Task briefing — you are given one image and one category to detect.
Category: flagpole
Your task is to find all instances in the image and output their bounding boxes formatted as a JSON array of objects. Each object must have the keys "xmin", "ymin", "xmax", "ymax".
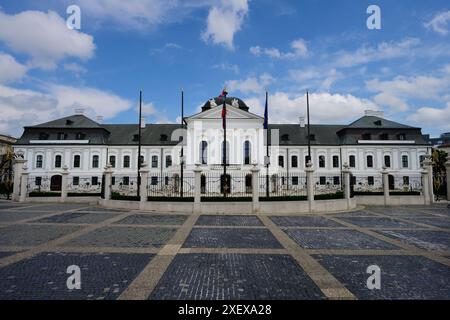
[
  {"xmin": 137, "ymin": 90, "xmax": 142, "ymax": 198},
  {"xmin": 306, "ymin": 89, "xmax": 311, "ymax": 164},
  {"xmin": 223, "ymin": 91, "xmax": 227, "ymax": 198},
  {"xmin": 180, "ymin": 89, "xmax": 184, "ymax": 198},
  {"xmin": 265, "ymin": 91, "xmax": 269, "ymax": 198}
]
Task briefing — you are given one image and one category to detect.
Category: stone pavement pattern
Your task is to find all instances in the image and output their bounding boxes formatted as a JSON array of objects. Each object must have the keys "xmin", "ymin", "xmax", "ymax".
[{"xmin": 0, "ymin": 201, "xmax": 449, "ymax": 300}]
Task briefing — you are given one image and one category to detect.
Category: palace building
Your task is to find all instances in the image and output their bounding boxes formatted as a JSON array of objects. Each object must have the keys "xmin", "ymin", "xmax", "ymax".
[{"xmin": 13, "ymin": 96, "xmax": 431, "ymax": 195}]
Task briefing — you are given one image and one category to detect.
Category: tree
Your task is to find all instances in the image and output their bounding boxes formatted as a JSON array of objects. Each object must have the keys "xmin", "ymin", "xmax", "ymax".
[
  {"xmin": 432, "ymin": 149, "xmax": 448, "ymax": 198},
  {"xmin": 0, "ymin": 146, "xmax": 16, "ymax": 200}
]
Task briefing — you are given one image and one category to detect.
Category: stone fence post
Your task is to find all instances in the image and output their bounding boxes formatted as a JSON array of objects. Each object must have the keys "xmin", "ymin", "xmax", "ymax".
[
  {"xmin": 61, "ymin": 165, "xmax": 69, "ymax": 203},
  {"xmin": 422, "ymin": 157, "xmax": 434, "ymax": 203},
  {"xmin": 381, "ymin": 167, "xmax": 390, "ymax": 206},
  {"xmin": 19, "ymin": 165, "xmax": 29, "ymax": 203},
  {"xmin": 251, "ymin": 165, "xmax": 260, "ymax": 213},
  {"xmin": 342, "ymin": 164, "xmax": 351, "ymax": 209},
  {"xmin": 305, "ymin": 161, "xmax": 315, "ymax": 212},
  {"xmin": 193, "ymin": 164, "xmax": 202, "ymax": 214},
  {"xmin": 446, "ymin": 156, "xmax": 450, "ymax": 201},
  {"xmin": 12, "ymin": 158, "xmax": 26, "ymax": 202},
  {"xmin": 103, "ymin": 164, "xmax": 114, "ymax": 201},
  {"xmin": 139, "ymin": 162, "xmax": 149, "ymax": 208},
  {"xmin": 421, "ymin": 166, "xmax": 431, "ymax": 205}
]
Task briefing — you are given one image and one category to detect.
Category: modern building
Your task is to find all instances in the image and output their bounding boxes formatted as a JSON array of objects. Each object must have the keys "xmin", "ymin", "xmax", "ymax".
[{"xmin": 13, "ymin": 96, "xmax": 431, "ymax": 195}]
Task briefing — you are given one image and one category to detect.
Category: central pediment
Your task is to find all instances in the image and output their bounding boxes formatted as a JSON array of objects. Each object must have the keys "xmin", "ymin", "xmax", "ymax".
[{"xmin": 186, "ymin": 105, "xmax": 263, "ymax": 122}]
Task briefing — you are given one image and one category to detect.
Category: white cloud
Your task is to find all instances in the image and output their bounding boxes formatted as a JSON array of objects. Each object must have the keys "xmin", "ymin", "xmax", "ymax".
[
  {"xmin": 250, "ymin": 38, "xmax": 309, "ymax": 59},
  {"xmin": 408, "ymin": 102, "xmax": 450, "ymax": 131},
  {"xmin": 0, "ymin": 10, "xmax": 95, "ymax": 70},
  {"xmin": 333, "ymin": 38, "xmax": 420, "ymax": 68},
  {"xmin": 63, "ymin": 63, "xmax": 87, "ymax": 76},
  {"xmin": 425, "ymin": 10, "xmax": 450, "ymax": 35},
  {"xmin": 0, "ymin": 52, "xmax": 28, "ymax": 84},
  {"xmin": 226, "ymin": 73, "xmax": 274, "ymax": 94},
  {"xmin": 0, "ymin": 84, "xmax": 131, "ymax": 136},
  {"xmin": 212, "ymin": 62, "xmax": 240, "ymax": 74},
  {"xmin": 202, "ymin": 0, "xmax": 249, "ymax": 49},
  {"xmin": 289, "ymin": 68, "xmax": 342, "ymax": 90},
  {"xmin": 246, "ymin": 92, "xmax": 378, "ymax": 124}
]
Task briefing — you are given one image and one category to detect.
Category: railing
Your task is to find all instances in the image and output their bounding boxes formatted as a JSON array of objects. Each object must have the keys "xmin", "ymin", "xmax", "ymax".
[
  {"xmin": 147, "ymin": 173, "xmax": 195, "ymax": 198},
  {"xmin": 392, "ymin": 176, "xmax": 422, "ymax": 193},
  {"xmin": 27, "ymin": 176, "xmax": 51, "ymax": 193},
  {"xmin": 201, "ymin": 172, "xmax": 253, "ymax": 198},
  {"xmin": 68, "ymin": 176, "xmax": 102, "ymax": 195},
  {"xmin": 353, "ymin": 175, "xmax": 383, "ymax": 194},
  {"xmin": 314, "ymin": 174, "xmax": 343, "ymax": 195},
  {"xmin": 111, "ymin": 175, "xmax": 138, "ymax": 197},
  {"xmin": 259, "ymin": 173, "xmax": 307, "ymax": 197}
]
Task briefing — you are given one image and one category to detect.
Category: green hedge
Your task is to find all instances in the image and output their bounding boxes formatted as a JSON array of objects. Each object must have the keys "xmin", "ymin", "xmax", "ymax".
[
  {"xmin": 314, "ymin": 192, "xmax": 344, "ymax": 200},
  {"xmin": 29, "ymin": 192, "xmax": 61, "ymax": 197},
  {"xmin": 111, "ymin": 192, "xmax": 140, "ymax": 201},
  {"xmin": 148, "ymin": 196, "xmax": 194, "ymax": 202},
  {"xmin": 201, "ymin": 196, "xmax": 252, "ymax": 202},
  {"xmin": 353, "ymin": 191, "xmax": 384, "ymax": 196},
  {"xmin": 260, "ymin": 195, "xmax": 307, "ymax": 202},
  {"xmin": 389, "ymin": 191, "xmax": 421, "ymax": 196},
  {"xmin": 68, "ymin": 193, "xmax": 101, "ymax": 197}
]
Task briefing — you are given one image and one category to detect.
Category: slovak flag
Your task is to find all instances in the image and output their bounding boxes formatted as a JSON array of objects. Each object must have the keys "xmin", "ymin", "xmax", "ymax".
[{"xmin": 220, "ymin": 88, "xmax": 228, "ymax": 129}]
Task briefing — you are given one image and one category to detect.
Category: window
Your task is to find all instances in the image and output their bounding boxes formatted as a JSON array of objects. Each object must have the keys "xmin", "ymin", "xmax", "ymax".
[
  {"xmin": 73, "ymin": 177, "xmax": 79, "ymax": 186},
  {"xmin": 35, "ymin": 177, "xmax": 42, "ymax": 186},
  {"xmin": 92, "ymin": 155, "xmax": 99, "ymax": 168},
  {"xmin": 281, "ymin": 134, "xmax": 289, "ymax": 141},
  {"xmin": 123, "ymin": 155, "xmax": 130, "ymax": 168},
  {"xmin": 384, "ymin": 155, "xmax": 391, "ymax": 168},
  {"xmin": 54, "ymin": 155, "xmax": 62, "ymax": 168},
  {"xmin": 201, "ymin": 175, "xmax": 206, "ymax": 194},
  {"xmin": 319, "ymin": 155, "xmax": 326, "ymax": 168},
  {"xmin": 398, "ymin": 134, "xmax": 406, "ymax": 140},
  {"xmin": 221, "ymin": 141, "xmax": 230, "ymax": 165},
  {"xmin": 380, "ymin": 133, "xmax": 389, "ymax": 140},
  {"xmin": 200, "ymin": 141, "xmax": 208, "ymax": 164},
  {"xmin": 165, "ymin": 176, "xmax": 169, "ymax": 185},
  {"xmin": 73, "ymin": 155, "xmax": 81, "ymax": 168},
  {"xmin": 368, "ymin": 176, "xmax": 374, "ymax": 185},
  {"xmin": 278, "ymin": 155, "xmax": 284, "ymax": 168},
  {"xmin": 402, "ymin": 155, "xmax": 409, "ymax": 168},
  {"xmin": 57, "ymin": 132, "xmax": 67, "ymax": 140},
  {"xmin": 419, "ymin": 155, "xmax": 426, "ymax": 166},
  {"xmin": 132, "ymin": 134, "xmax": 139, "ymax": 142},
  {"xmin": 362, "ymin": 133, "xmax": 371, "ymax": 140},
  {"xmin": 109, "ymin": 155, "xmax": 116, "ymax": 168},
  {"xmin": 332, "ymin": 156, "xmax": 339, "ymax": 168},
  {"xmin": 36, "ymin": 155, "xmax": 43, "ymax": 168},
  {"xmin": 367, "ymin": 155, "xmax": 374, "ymax": 168},
  {"xmin": 91, "ymin": 177, "xmax": 99, "ymax": 185},
  {"xmin": 374, "ymin": 120, "xmax": 382, "ymax": 126},
  {"xmin": 244, "ymin": 141, "xmax": 251, "ymax": 165},
  {"xmin": 160, "ymin": 134, "xmax": 168, "ymax": 142},
  {"xmin": 305, "ymin": 156, "xmax": 310, "ymax": 166},
  {"xmin": 139, "ymin": 155, "xmax": 144, "ymax": 165},
  {"xmin": 319, "ymin": 176, "xmax": 326, "ymax": 185},
  {"xmin": 111, "ymin": 177, "xmax": 115, "ymax": 185},
  {"xmin": 309, "ymin": 134, "xmax": 316, "ymax": 141},
  {"xmin": 292, "ymin": 176, "xmax": 299, "ymax": 185},
  {"xmin": 333, "ymin": 176, "xmax": 340, "ymax": 185},
  {"xmin": 123, "ymin": 177, "xmax": 130, "ymax": 186},
  {"xmin": 151, "ymin": 176, "xmax": 158, "ymax": 185},
  {"xmin": 403, "ymin": 176, "xmax": 410, "ymax": 186},
  {"xmin": 76, "ymin": 132, "xmax": 86, "ymax": 140},
  {"xmin": 165, "ymin": 155, "xmax": 172, "ymax": 168},
  {"xmin": 291, "ymin": 156, "xmax": 298, "ymax": 168},
  {"xmin": 151, "ymin": 155, "xmax": 158, "ymax": 168},
  {"xmin": 349, "ymin": 155, "xmax": 356, "ymax": 168},
  {"xmin": 39, "ymin": 132, "xmax": 48, "ymax": 140}
]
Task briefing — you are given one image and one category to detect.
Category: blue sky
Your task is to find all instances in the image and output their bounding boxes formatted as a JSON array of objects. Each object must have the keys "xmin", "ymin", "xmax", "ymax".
[{"xmin": 0, "ymin": 0, "xmax": 449, "ymax": 137}]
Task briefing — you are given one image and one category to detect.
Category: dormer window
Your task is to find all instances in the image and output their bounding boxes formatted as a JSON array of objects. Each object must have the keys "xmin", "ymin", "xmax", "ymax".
[
  {"xmin": 66, "ymin": 119, "xmax": 74, "ymax": 125},
  {"xmin": 132, "ymin": 134, "xmax": 139, "ymax": 142},
  {"xmin": 398, "ymin": 133, "xmax": 406, "ymax": 140},
  {"xmin": 281, "ymin": 134, "xmax": 289, "ymax": 141},
  {"xmin": 57, "ymin": 132, "xmax": 67, "ymax": 140},
  {"xmin": 160, "ymin": 134, "xmax": 168, "ymax": 142},
  {"xmin": 380, "ymin": 133, "xmax": 389, "ymax": 140},
  {"xmin": 309, "ymin": 134, "xmax": 316, "ymax": 141},
  {"xmin": 362, "ymin": 133, "xmax": 371, "ymax": 140},
  {"xmin": 76, "ymin": 132, "xmax": 86, "ymax": 140},
  {"xmin": 374, "ymin": 120, "xmax": 382, "ymax": 126},
  {"xmin": 39, "ymin": 132, "xmax": 49, "ymax": 140}
]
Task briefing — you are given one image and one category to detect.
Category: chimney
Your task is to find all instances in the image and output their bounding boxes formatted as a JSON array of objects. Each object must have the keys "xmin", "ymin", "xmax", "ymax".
[
  {"xmin": 96, "ymin": 116, "xmax": 104, "ymax": 123},
  {"xmin": 74, "ymin": 108, "xmax": 85, "ymax": 115},
  {"xmin": 299, "ymin": 116, "xmax": 305, "ymax": 128},
  {"xmin": 364, "ymin": 110, "xmax": 384, "ymax": 118},
  {"xmin": 140, "ymin": 116, "xmax": 146, "ymax": 128}
]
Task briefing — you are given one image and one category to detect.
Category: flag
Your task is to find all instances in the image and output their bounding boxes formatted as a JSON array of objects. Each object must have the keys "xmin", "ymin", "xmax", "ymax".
[
  {"xmin": 221, "ymin": 89, "xmax": 227, "ymax": 129},
  {"xmin": 263, "ymin": 91, "xmax": 268, "ymax": 129},
  {"xmin": 219, "ymin": 87, "xmax": 228, "ymax": 98}
]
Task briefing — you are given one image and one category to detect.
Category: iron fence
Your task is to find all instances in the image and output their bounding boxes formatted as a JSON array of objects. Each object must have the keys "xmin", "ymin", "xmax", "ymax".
[
  {"xmin": 68, "ymin": 176, "xmax": 102, "ymax": 194},
  {"xmin": 393, "ymin": 175, "xmax": 422, "ymax": 193},
  {"xmin": 27, "ymin": 176, "xmax": 51, "ymax": 193},
  {"xmin": 353, "ymin": 175, "xmax": 383, "ymax": 193},
  {"xmin": 111, "ymin": 175, "xmax": 138, "ymax": 196},
  {"xmin": 259, "ymin": 173, "xmax": 307, "ymax": 197},
  {"xmin": 147, "ymin": 173, "xmax": 195, "ymax": 198},
  {"xmin": 314, "ymin": 174, "xmax": 343, "ymax": 195},
  {"xmin": 201, "ymin": 172, "xmax": 252, "ymax": 198}
]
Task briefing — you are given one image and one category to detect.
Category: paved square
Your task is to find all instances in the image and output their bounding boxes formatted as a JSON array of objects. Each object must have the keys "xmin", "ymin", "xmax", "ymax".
[
  {"xmin": 336, "ymin": 216, "xmax": 421, "ymax": 229},
  {"xmin": 150, "ymin": 254, "xmax": 325, "ymax": 300},
  {"xmin": 196, "ymin": 215, "xmax": 263, "ymax": 226},
  {"xmin": 283, "ymin": 229, "xmax": 399, "ymax": 249},
  {"xmin": 183, "ymin": 228, "xmax": 283, "ymax": 249},
  {"xmin": 412, "ymin": 218, "xmax": 450, "ymax": 229},
  {"xmin": 0, "ymin": 211, "xmax": 51, "ymax": 223},
  {"xmin": 0, "ymin": 252, "xmax": 154, "ymax": 300},
  {"xmin": 313, "ymin": 255, "xmax": 450, "ymax": 299},
  {"xmin": 35, "ymin": 212, "xmax": 120, "ymax": 224},
  {"xmin": 62, "ymin": 226, "xmax": 178, "ymax": 248},
  {"xmin": 0, "ymin": 252, "xmax": 18, "ymax": 259},
  {"xmin": 0, "ymin": 225, "xmax": 82, "ymax": 246},
  {"xmin": 376, "ymin": 230, "xmax": 450, "ymax": 251},
  {"xmin": 270, "ymin": 216, "xmax": 344, "ymax": 228},
  {"xmin": 115, "ymin": 214, "xmax": 188, "ymax": 226}
]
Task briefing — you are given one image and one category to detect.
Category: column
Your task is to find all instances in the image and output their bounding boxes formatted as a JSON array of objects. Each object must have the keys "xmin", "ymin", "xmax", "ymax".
[
  {"xmin": 13, "ymin": 159, "xmax": 27, "ymax": 202},
  {"xmin": 422, "ymin": 157, "xmax": 434, "ymax": 203},
  {"xmin": 61, "ymin": 165, "xmax": 69, "ymax": 203},
  {"xmin": 139, "ymin": 162, "xmax": 149, "ymax": 207},
  {"xmin": 19, "ymin": 165, "xmax": 29, "ymax": 203},
  {"xmin": 305, "ymin": 161, "xmax": 315, "ymax": 213},
  {"xmin": 193, "ymin": 164, "xmax": 202, "ymax": 214},
  {"xmin": 103, "ymin": 164, "xmax": 114, "ymax": 201},
  {"xmin": 421, "ymin": 167, "xmax": 430, "ymax": 205},
  {"xmin": 446, "ymin": 156, "xmax": 450, "ymax": 201},
  {"xmin": 381, "ymin": 167, "xmax": 390, "ymax": 206},
  {"xmin": 342, "ymin": 164, "xmax": 351, "ymax": 209},
  {"xmin": 251, "ymin": 165, "xmax": 260, "ymax": 213}
]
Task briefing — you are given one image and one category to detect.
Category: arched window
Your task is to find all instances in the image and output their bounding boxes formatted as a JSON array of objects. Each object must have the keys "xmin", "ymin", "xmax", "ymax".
[
  {"xmin": 165, "ymin": 155, "xmax": 172, "ymax": 168},
  {"xmin": 349, "ymin": 155, "xmax": 356, "ymax": 168},
  {"xmin": 319, "ymin": 155, "xmax": 326, "ymax": 168},
  {"xmin": 221, "ymin": 141, "xmax": 230, "ymax": 165},
  {"xmin": 244, "ymin": 141, "xmax": 251, "ymax": 165},
  {"xmin": 332, "ymin": 155, "xmax": 339, "ymax": 168},
  {"xmin": 36, "ymin": 155, "xmax": 43, "ymax": 168},
  {"xmin": 384, "ymin": 155, "xmax": 391, "ymax": 168},
  {"xmin": 278, "ymin": 155, "xmax": 284, "ymax": 168},
  {"xmin": 73, "ymin": 155, "xmax": 81, "ymax": 168},
  {"xmin": 109, "ymin": 155, "xmax": 116, "ymax": 168},
  {"xmin": 123, "ymin": 155, "xmax": 130, "ymax": 168},
  {"xmin": 200, "ymin": 141, "xmax": 208, "ymax": 164},
  {"xmin": 92, "ymin": 155, "xmax": 99, "ymax": 168},
  {"xmin": 367, "ymin": 155, "xmax": 374, "ymax": 168},
  {"xmin": 54, "ymin": 155, "xmax": 62, "ymax": 168},
  {"xmin": 402, "ymin": 155, "xmax": 409, "ymax": 168},
  {"xmin": 291, "ymin": 156, "xmax": 298, "ymax": 168},
  {"xmin": 151, "ymin": 155, "xmax": 158, "ymax": 168}
]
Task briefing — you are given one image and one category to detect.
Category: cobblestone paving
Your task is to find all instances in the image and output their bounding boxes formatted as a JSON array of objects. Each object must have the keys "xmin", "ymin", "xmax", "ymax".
[
  {"xmin": 0, "ymin": 202, "xmax": 449, "ymax": 300},
  {"xmin": 150, "ymin": 254, "xmax": 325, "ymax": 300},
  {"xmin": 196, "ymin": 215, "xmax": 263, "ymax": 226},
  {"xmin": 115, "ymin": 214, "xmax": 188, "ymax": 226}
]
